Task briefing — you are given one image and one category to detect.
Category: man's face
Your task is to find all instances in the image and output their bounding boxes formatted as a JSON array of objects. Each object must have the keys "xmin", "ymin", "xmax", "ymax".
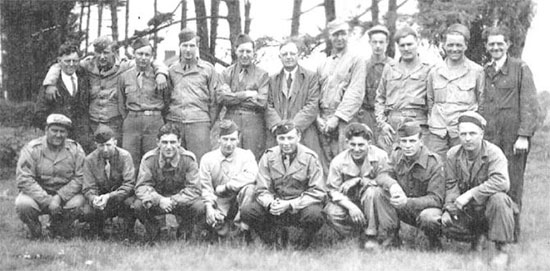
[
  {"xmin": 134, "ymin": 45, "xmax": 153, "ymax": 69},
  {"xmin": 399, "ymin": 134, "xmax": 423, "ymax": 157},
  {"xmin": 96, "ymin": 138, "xmax": 117, "ymax": 158},
  {"xmin": 58, "ymin": 52, "xmax": 79, "ymax": 76},
  {"xmin": 486, "ymin": 34, "xmax": 509, "ymax": 61},
  {"xmin": 95, "ymin": 46, "xmax": 116, "ymax": 69},
  {"xmin": 276, "ymin": 129, "xmax": 300, "ymax": 155},
  {"xmin": 46, "ymin": 124, "xmax": 68, "ymax": 147},
  {"xmin": 179, "ymin": 38, "xmax": 198, "ymax": 61},
  {"xmin": 279, "ymin": 43, "xmax": 299, "ymax": 71},
  {"xmin": 369, "ymin": 33, "xmax": 388, "ymax": 57},
  {"xmin": 347, "ymin": 136, "xmax": 369, "ymax": 160},
  {"xmin": 158, "ymin": 133, "xmax": 180, "ymax": 159},
  {"xmin": 236, "ymin": 42, "xmax": 254, "ymax": 67},
  {"xmin": 458, "ymin": 122, "xmax": 484, "ymax": 152},
  {"xmin": 444, "ymin": 33, "xmax": 467, "ymax": 62},
  {"xmin": 219, "ymin": 131, "xmax": 239, "ymax": 156},
  {"xmin": 397, "ymin": 35, "xmax": 418, "ymax": 62},
  {"xmin": 330, "ymin": 30, "xmax": 348, "ymax": 52}
]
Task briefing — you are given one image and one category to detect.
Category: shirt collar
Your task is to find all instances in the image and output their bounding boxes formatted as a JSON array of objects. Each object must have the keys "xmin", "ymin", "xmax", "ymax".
[
  {"xmin": 397, "ymin": 146, "xmax": 429, "ymax": 169},
  {"xmin": 159, "ymin": 151, "xmax": 181, "ymax": 168},
  {"xmin": 492, "ymin": 55, "xmax": 507, "ymax": 71},
  {"xmin": 284, "ymin": 66, "xmax": 298, "ymax": 78}
]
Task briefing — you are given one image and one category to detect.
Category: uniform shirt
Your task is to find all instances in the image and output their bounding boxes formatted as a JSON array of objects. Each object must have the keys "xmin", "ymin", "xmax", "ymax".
[
  {"xmin": 16, "ymin": 136, "xmax": 85, "ymax": 209},
  {"xmin": 317, "ymin": 48, "xmax": 366, "ymax": 122},
  {"xmin": 167, "ymin": 59, "xmax": 222, "ymax": 124},
  {"xmin": 82, "ymin": 146, "xmax": 135, "ymax": 202},
  {"xmin": 199, "ymin": 147, "xmax": 258, "ymax": 206},
  {"xmin": 388, "ymin": 145, "xmax": 445, "ymax": 211},
  {"xmin": 43, "ymin": 57, "xmax": 168, "ymax": 122},
  {"xmin": 483, "ymin": 56, "xmax": 539, "ymax": 137},
  {"xmin": 427, "ymin": 58, "xmax": 484, "ymax": 138},
  {"xmin": 219, "ymin": 63, "xmax": 270, "ymax": 112},
  {"xmin": 256, "ymin": 144, "xmax": 326, "ymax": 211},
  {"xmin": 375, "ymin": 59, "xmax": 432, "ymax": 126},
  {"xmin": 326, "ymin": 145, "xmax": 393, "ymax": 204},
  {"xmin": 363, "ymin": 56, "xmax": 393, "ymax": 110},
  {"xmin": 118, "ymin": 63, "xmax": 168, "ymax": 113},
  {"xmin": 135, "ymin": 146, "xmax": 201, "ymax": 205},
  {"xmin": 444, "ymin": 140, "xmax": 509, "ymax": 210}
]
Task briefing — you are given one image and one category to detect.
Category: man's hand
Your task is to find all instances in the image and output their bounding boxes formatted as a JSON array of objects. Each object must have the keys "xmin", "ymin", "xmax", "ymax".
[
  {"xmin": 215, "ymin": 184, "xmax": 227, "ymax": 195},
  {"xmin": 243, "ymin": 90, "xmax": 257, "ymax": 98},
  {"xmin": 159, "ymin": 197, "xmax": 174, "ymax": 213},
  {"xmin": 45, "ymin": 85, "xmax": 60, "ymax": 102},
  {"xmin": 340, "ymin": 177, "xmax": 361, "ymax": 195},
  {"xmin": 48, "ymin": 195, "xmax": 62, "ymax": 215},
  {"xmin": 269, "ymin": 199, "xmax": 291, "ymax": 216},
  {"xmin": 155, "ymin": 74, "xmax": 168, "ymax": 91},
  {"xmin": 380, "ymin": 123, "xmax": 395, "ymax": 147},
  {"xmin": 316, "ymin": 117, "xmax": 327, "ymax": 133},
  {"xmin": 93, "ymin": 194, "xmax": 110, "ymax": 210},
  {"xmin": 346, "ymin": 204, "xmax": 366, "ymax": 225},
  {"xmin": 389, "ymin": 184, "xmax": 408, "ymax": 208},
  {"xmin": 455, "ymin": 190, "xmax": 473, "ymax": 210},
  {"xmin": 513, "ymin": 136, "xmax": 529, "ymax": 155},
  {"xmin": 324, "ymin": 116, "xmax": 340, "ymax": 133},
  {"xmin": 206, "ymin": 205, "xmax": 225, "ymax": 226},
  {"xmin": 441, "ymin": 211, "xmax": 454, "ymax": 227}
]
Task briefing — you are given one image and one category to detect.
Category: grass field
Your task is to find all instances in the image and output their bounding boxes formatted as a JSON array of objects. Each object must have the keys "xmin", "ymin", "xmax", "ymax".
[{"xmin": 0, "ymin": 130, "xmax": 549, "ymax": 271}]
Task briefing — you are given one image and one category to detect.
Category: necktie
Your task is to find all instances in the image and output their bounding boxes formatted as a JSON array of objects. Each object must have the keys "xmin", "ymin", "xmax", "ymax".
[
  {"xmin": 71, "ymin": 75, "xmax": 77, "ymax": 96},
  {"xmin": 239, "ymin": 68, "xmax": 247, "ymax": 83},
  {"xmin": 137, "ymin": 72, "xmax": 143, "ymax": 88},
  {"xmin": 283, "ymin": 155, "xmax": 291, "ymax": 170},
  {"xmin": 105, "ymin": 160, "xmax": 111, "ymax": 180},
  {"xmin": 286, "ymin": 73, "xmax": 293, "ymax": 90}
]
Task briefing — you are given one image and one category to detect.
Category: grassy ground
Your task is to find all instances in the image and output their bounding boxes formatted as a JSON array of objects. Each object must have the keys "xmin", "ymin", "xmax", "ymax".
[{"xmin": 0, "ymin": 131, "xmax": 549, "ymax": 271}]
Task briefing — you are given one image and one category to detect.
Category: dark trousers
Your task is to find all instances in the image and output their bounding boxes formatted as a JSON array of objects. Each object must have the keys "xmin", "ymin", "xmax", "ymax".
[
  {"xmin": 123, "ymin": 113, "xmax": 164, "ymax": 170},
  {"xmin": 167, "ymin": 121, "xmax": 211, "ymax": 162},
  {"xmin": 225, "ymin": 110, "xmax": 266, "ymax": 160},
  {"xmin": 80, "ymin": 196, "xmax": 136, "ymax": 237}
]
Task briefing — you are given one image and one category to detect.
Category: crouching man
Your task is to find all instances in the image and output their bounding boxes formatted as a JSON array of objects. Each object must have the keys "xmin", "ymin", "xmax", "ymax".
[
  {"xmin": 200, "ymin": 120, "xmax": 258, "ymax": 237},
  {"xmin": 442, "ymin": 111, "xmax": 515, "ymax": 264},
  {"xmin": 240, "ymin": 121, "xmax": 326, "ymax": 249},
  {"xmin": 15, "ymin": 114, "xmax": 86, "ymax": 239},
  {"xmin": 81, "ymin": 125, "xmax": 136, "ymax": 239},
  {"xmin": 134, "ymin": 123, "xmax": 205, "ymax": 241}
]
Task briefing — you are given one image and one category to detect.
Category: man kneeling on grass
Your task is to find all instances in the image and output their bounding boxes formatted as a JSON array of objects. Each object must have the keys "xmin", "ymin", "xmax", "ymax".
[
  {"xmin": 200, "ymin": 120, "xmax": 258, "ymax": 238},
  {"xmin": 81, "ymin": 125, "xmax": 136, "ymax": 239},
  {"xmin": 134, "ymin": 123, "xmax": 205, "ymax": 242},
  {"xmin": 240, "ymin": 121, "xmax": 326, "ymax": 249},
  {"xmin": 441, "ymin": 111, "xmax": 515, "ymax": 265},
  {"xmin": 15, "ymin": 114, "xmax": 86, "ymax": 239}
]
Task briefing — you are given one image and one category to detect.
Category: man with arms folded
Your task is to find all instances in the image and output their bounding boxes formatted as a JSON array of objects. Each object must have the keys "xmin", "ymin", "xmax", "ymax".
[
  {"xmin": 134, "ymin": 123, "xmax": 205, "ymax": 242},
  {"xmin": 81, "ymin": 125, "xmax": 136, "ymax": 239},
  {"xmin": 15, "ymin": 114, "xmax": 86, "ymax": 239},
  {"xmin": 200, "ymin": 120, "xmax": 258, "ymax": 237},
  {"xmin": 240, "ymin": 121, "xmax": 325, "ymax": 249}
]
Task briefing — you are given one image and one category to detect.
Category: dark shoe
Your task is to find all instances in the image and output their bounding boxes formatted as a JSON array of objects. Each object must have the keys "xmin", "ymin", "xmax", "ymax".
[
  {"xmin": 427, "ymin": 236, "xmax": 442, "ymax": 251},
  {"xmin": 471, "ymin": 234, "xmax": 486, "ymax": 252}
]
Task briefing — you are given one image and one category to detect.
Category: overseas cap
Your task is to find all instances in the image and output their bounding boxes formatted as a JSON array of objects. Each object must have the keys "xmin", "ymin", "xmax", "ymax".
[
  {"xmin": 273, "ymin": 120, "xmax": 298, "ymax": 136},
  {"xmin": 219, "ymin": 119, "xmax": 239, "ymax": 136},
  {"xmin": 93, "ymin": 36, "xmax": 115, "ymax": 52},
  {"xmin": 397, "ymin": 118, "xmax": 422, "ymax": 137},
  {"xmin": 327, "ymin": 18, "xmax": 349, "ymax": 35},
  {"xmin": 132, "ymin": 37, "xmax": 151, "ymax": 51},
  {"xmin": 367, "ymin": 25, "xmax": 390, "ymax": 38},
  {"xmin": 46, "ymin": 113, "xmax": 72, "ymax": 128},
  {"xmin": 344, "ymin": 122, "xmax": 373, "ymax": 140},
  {"xmin": 447, "ymin": 23, "xmax": 470, "ymax": 41},
  {"xmin": 458, "ymin": 111, "xmax": 486, "ymax": 130},
  {"xmin": 94, "ymin": 124, "xmax": 116, "ymax": 143},
  {"xmin": 178, "ymin": 28, "xmax": 197, "ymax": 43},
  {"xmin": 234, "ymin": 33, "xmax": 254, "ymax": 49}
]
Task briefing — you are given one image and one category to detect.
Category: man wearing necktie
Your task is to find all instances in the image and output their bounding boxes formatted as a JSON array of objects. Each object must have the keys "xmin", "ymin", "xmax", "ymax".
[
  {"xmin": 240, "ymin": 121, "xmax": 326, "ymax": 249},
  {"xmin": 118, "ymin": 38, "xmax": 169, "ymax": 172},
  {"xmin": 81, "ymin": 125, "xmax": 136, "ymax": 239},
  {"xmin": 218, "ymin": 34, "xmax": 270, "ymax": 160},
  {"xmin": 265, "ymin": 39, "xmax": 323, "ymax": 161}
]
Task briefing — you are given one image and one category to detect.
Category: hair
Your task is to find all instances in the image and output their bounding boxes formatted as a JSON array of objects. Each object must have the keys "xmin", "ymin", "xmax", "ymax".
[
  {"xmin": 279, "ymin": 38, "xmax": 305, "ymax": 54},
  {"xmin": 344, "ymin": 123, "xmax": 372, "ymax": 141},
  {"xmin": 58, "ymin": 42, "xmax": 81, "ymax": 58},
  {"xmin": 443, "ymin": 24, "xmax": 470, "ymax": 45},
  {"xmin": 482, "ymin": 26, "xmax": 511, "ymax": 43},
  {"xmin": 393, "ymin": 26, "xmax": 418, "ymax": 43},
  {"xmin": 157, "ymin": 123, "xmax": 181, "ymax": 139}
]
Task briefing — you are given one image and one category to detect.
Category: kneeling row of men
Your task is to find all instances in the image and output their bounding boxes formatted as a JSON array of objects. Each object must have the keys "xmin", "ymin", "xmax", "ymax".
[{"xmin": 15, "ymin": 112, "xmax": 514, "ymax": 254}]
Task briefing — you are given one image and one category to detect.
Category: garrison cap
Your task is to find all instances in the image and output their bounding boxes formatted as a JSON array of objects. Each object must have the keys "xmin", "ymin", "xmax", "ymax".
[
  {"xmin": 458, "ymin": 111, "xmax": 486, "ymax": 130},
  {"xmin": 327, "ymin": 18, "xmax": 349, "ymax": 35},
  {"xmin": 179, "ymin": 28, "xmax": 197, "ymax": 43},
  {"xmin": 273, "ymin": 120, "xmax": 297, "ymax": 136},
  {"xmin": 234, "ymin": 33, "xmax": 254, "ymax": 49},
  {"xmin": 46, "ymin": 113, "xmax": 72, "ymax": 128},
  {"xmin": 344, "ymin": 122, "xmax": 373, "ymax": 140},
  {"xmin": 397, "ymin": 118, "xmax": 422, "ymax": 137},
  {"xmin": 93, "ymin": 36, "xmax": 115, "ymax": 52},
  {"xmin": 367, "ymin": 25, "xmax": 390, "ymax": 38},
  {"xmin": 446, "ymin": 23, "xmax": 470, "ymax": 41},
  {"xmin": 93, "ymin": 124, "xmax": 116, "ymax": 143},
  {"xmin": 132, "ymin": 37, "xmax": 151, "ymax": 51},
  {"xmin": 219, "ymin": 119, "xmax": 239, "ymax": 136}
]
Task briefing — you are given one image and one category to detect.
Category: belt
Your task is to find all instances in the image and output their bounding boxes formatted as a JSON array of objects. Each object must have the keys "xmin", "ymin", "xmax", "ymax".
[
  {"xmin": 226, "ymin": 108, "xmax": 262, "ymax": 115},
  {"xmin": 388, "ymin": 108, "xmax": 426, "ymax": 118},
  {"xmin": 128, "ymin": 110, "xmax": 162, "ymax": 116}
]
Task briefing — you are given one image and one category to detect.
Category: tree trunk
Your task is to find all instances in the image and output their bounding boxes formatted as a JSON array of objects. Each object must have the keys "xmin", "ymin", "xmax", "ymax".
[
  {"xmin": 194, "ymin": 0, "xmax": 210, "ymax": 62},
  {"xmin": 386, "ymin": 0, "xmax": 397, "ymax": 58},
  {"xmin": 124, "ymin": 0, "xmax": 129, "ymax": 53},
  {"xmin": 223, "ymin": 0, "xmax": 241, "ymax": 62},
  {"xmin": 86, "ymin": 1, "xmax": 91, "ymax": 52},
  {"xmin": 153, "ymin": 0, "xmax": 158, "ymax": 56},
  {"xmin": 110, "ymin": 0, "xmax": 119, "ymax": 42},
  {"xmin": 324, "ymin": 0, "xmax": 335, "ymax": 24},
  {"xmin": 210, "ymin": 0, "xmax": 220, "ymax": 57},
  {"xmin": 79, "ymin": 0, "xmax": 84, "ymax": 33},
  {"xmin": 291, "ymin": 0, "xmax": 302, "ymax": 36},
  {"xmin": 244, "ymin": 0, "xmax": 251, "ymax": 34},
  {"xmin": 98, "ymin": 0, "xmax": 103, "ymax": 36},
  {"xmin": 180, "ymin": 0, "xmax": 187, "ymax": 29},
  {"xmin": 371, "ymin": 0, "xmax": 379, "ymax": 24}
]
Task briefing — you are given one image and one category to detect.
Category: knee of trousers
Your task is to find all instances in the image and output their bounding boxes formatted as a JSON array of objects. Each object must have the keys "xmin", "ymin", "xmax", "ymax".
[
  {"xmin": 63, "ymin": 194, "xmax": 86, "ymax": 210},
  {"xmin": 323, "ymin": 202, "xmax": 348, "ymax": 223},
  {"xmin": 361, "ymin": 186, "xmax": 386, "ymax": 204},
  {"xmin": 239, "ymin": 200, "xmax": 266, "ymax": 224},
  {"xmin": 299, "ymin": 204, "xmax": 325, "ymax": 225},
  {"xmin": 15, "ymin": 193, "xmax": 41, "ymax": 216},
  {"xmin": 486, "ymin": 192, "xmax": 514, "ymax": 215},
  {"xmin": 417, "ymin": 208, "xmax": 442, "ymax": 232}
]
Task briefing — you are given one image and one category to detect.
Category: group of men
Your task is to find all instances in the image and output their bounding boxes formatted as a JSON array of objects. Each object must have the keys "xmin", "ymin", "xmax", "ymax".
[{"xmin": 18, "ymin": 17, "xmax": 539, "ymax": 264}]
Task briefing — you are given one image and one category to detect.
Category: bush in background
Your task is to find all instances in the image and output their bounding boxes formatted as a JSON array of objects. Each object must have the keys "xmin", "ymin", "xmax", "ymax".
[
  {"xmin": 0, "ymin": 100, "xmax": 35, "ymax": 127},
  {"xmin": 0, "ymin": 127, "xmax": 42, "ymax": 178}
]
